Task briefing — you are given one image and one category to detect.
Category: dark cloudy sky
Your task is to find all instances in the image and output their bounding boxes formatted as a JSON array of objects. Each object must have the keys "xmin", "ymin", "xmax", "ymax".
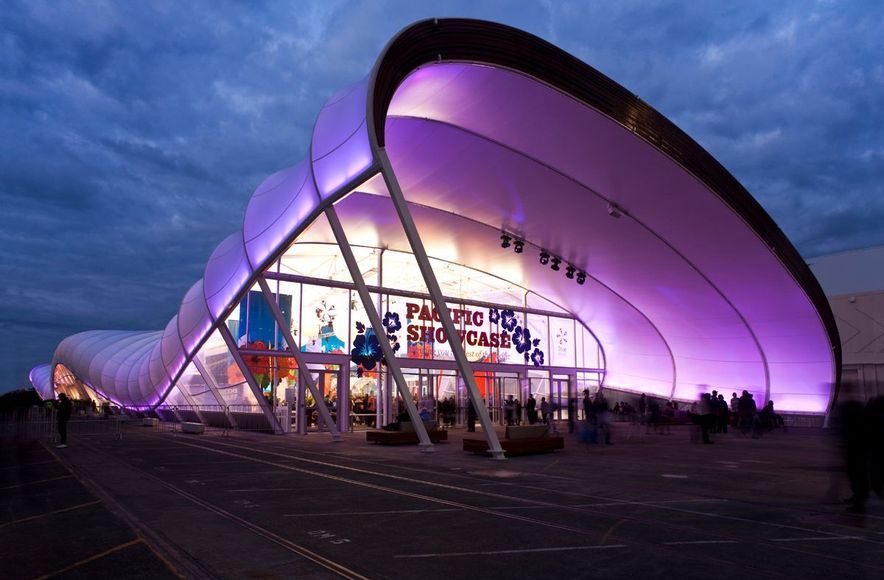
[{"xmin": 2, "ymin": 0, "xmax": 882, "ymax": 393}]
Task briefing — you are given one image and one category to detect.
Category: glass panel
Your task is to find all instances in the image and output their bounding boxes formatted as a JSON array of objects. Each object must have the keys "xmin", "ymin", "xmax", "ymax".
[
  {"xmin": 177, "ymin": 363, "xmax": 219, "ymax": 406},
  {"xmin": 497, "ymin": 309, "xmax": 524, "ymax": 365},
  {"xmin": 350, "ymin": 369, "xmax": 379, "ymax": 429},
  {"xmin": 300, "ymin": 284, "xmax": 349, "ymax": 354},
  {"xmin": 526, "ymin": 313, "xmax": 548, "ymax": 367},
  {"xmin": 550, "ymin": 317, "xmax": 576, "ymax": 367},
  {"xmin": 235, "ymin": 284, "xmax": 293, "ymax": 351},
  {"xmin": 380, "ymin": 250, "xmax": 430, "ymax": 295},
  {"xmin": 199, "ymin": 328, "xmax": 258, "ymax": 407},
  {"xmin": 582, "ymin": 325, "xmax": 600, "ymax": 369},
  {"xmin": 275, "ymin": 280, "xmax": 302, "ymax": 348}
]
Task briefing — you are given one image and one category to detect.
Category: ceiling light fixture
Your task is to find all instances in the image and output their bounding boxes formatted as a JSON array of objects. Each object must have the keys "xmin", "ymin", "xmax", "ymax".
[
  {"xmin": 576, "ymin": 271, "xmax": 587, "ymax": 285},
  {"xmin": 565, "ymin": 265, "xmax": 576, "ymax": 279},
  {"xmin": 513, "ymin": 239, "xmax": 524, "ymax": 254},
  {"xmin": 550, "ymin": 257, "xmax": 561, "ymax": 271},
  {"xmin": 500, "ymin": 233, "xmax": 512, "ymax": 249},
  {"xmin": 539, "ymin": 251, "xmax": 550, "ymax": 265}
]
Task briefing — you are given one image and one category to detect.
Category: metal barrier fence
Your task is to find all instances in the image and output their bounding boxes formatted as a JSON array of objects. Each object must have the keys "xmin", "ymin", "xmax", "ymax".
[
  {"xmin": 0, "ymin": 407, "xmax": 123, "ymax": 443},
  {"xmin": 133, "ymin": 404, "xmax": 277, "ymax": 434}
]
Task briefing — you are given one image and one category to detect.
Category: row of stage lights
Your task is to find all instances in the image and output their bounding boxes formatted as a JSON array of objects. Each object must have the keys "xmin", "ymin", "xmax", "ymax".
[{"xmin": 500, "ymin": 233, "xmax": 587, "ymax": 285}]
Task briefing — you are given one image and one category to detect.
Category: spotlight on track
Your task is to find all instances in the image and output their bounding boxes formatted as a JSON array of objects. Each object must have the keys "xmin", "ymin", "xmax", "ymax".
[
  {"xmin": 550, "ymin": 257, "xmax": 561, "ymax": 271},
  {"xmin": 565, "ymin": 265, "xmax": 576, "ymax": 279},
  {"xmin": 500, "ymin": 233, "xmax": 512, "ymax": 249},
  {"xmin": 539, "ymin": 251, "xmax": 550, "ymax": 265},
  {"xmin": 514, "ymin": 239, "xmax": 524, "ymax": 254},
  {"xmin": 576, "ymin": 271, "xmax": 587, "ymax": 285}
]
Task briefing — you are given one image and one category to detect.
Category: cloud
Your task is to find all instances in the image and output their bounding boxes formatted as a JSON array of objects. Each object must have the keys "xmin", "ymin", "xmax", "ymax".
[{"xmin": 1, "ymin": 0, "xmax": 882, "ymax": 391}]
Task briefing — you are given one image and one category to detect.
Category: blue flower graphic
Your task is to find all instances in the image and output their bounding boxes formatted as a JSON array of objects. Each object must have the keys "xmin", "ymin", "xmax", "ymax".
[
  {"xmin": 500, "ymin": 309, "xmax": 518, "ymax": 332},
  {"xmin": 351, "ymin": 332, "xmax": 382, "ymax": 370},
  {"xmin": 382, "ymin": 311, "xmax": 401, "ymax": 333},
  {"xmin": 488, "ymin": 308, "xmax": 500, "ymax": 324},
  {"xmin": 513, "ymin": 325, "xmax": 532, "ymax": 354},
  {"xmin": 531, "ymin": 348, "xmax": 545, "ymax": 367}
]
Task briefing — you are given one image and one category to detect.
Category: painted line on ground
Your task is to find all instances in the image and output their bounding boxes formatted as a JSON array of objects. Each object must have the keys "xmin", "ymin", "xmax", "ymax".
[
  {"xmin": 34, "ymin": 539, "xmax": 144, "ymax": 580},
  {"xmin": 0, "ymin": 500, "xmax": 102, "ymax": 529},
  {"xmin": 0, "ymin": 459, "xmax": 58, "ymax": 470},
  {"xmin": 0, "ymin": 474, "xmax": 74, "ymax": 490},
  {"xmin": 285, "ymin": 508, "xmax": 462, "ymax": 517},
  {"xmin": 771, "ymin": 536, "xmax": 864, "ymax": 542},
  {"xmin": 395, "ymin": 544, "xmax": 628, "ymax": 558},
  {"xmin": 663, "ymin": 540, "xmax": 738, "ymax": 545}
]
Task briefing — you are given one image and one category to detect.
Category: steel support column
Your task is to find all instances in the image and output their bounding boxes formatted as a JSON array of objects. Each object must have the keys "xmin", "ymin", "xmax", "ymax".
[
  {"xmin": 218, "ymin": 323, "xmax": 283, "ymax": 434},
  {"xmin": 191, "ymin": 353, "xmax": 237, "ymax": 429},
  {"xmin": 256, "ymin": 275, "xmax": 341, "ymax": 441},
  {"xmin": 325, "ymin": 206, "xmax": 433, "ymax": 450},
  {"xmin": 377, "ymin": 149, "xmax": 505, "ymax": 459}
]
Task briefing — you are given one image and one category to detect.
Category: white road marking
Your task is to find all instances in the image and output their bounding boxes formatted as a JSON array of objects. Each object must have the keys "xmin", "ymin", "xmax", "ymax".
[
  {"xmin": 395, "ymin": 545, "xmax": 628, "ymax": 558},
  {"xmin": 663, "ymin": 540, "xmax": 737, "ymax": 545},
  {"xmin": 771, "ymin": 536, "xmax": 864, "ymax": 542},
  {"xmin": 285, "ymin": 508, "xmax": 461, "ymax": 517}
]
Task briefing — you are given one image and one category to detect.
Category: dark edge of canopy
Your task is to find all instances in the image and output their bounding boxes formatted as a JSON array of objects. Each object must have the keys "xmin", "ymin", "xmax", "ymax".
[{"xmin": 369, "ymin": 17, "xmax": 841, "ymax": 407}]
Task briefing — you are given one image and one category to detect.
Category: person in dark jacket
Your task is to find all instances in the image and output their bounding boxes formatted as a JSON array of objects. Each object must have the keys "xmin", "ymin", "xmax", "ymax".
[
  {"xmin": 526, "ymin": 394, "xmax": 537, "ymax": 425},
  {"xmin": 467, "ymin": 397, "xmax": 477, "ymax": 432},
  {"xmin": 56, "ymin": 393, "xmax": 72, "ymax": 448}
]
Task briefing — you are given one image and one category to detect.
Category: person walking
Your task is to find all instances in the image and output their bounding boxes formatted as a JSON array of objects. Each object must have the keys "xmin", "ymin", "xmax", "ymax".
[
  {"xmin": 467, "ymin": 397, "xmax": 477, "ymax": 432},
  {"xmin": 56, "ymin": 393, "xmax": 72, "ymax": 448},
  {"xmin": 699, "ymin": 392, "xmax": 714, "ymax": 444},
  {"xmin": 514, "ymin": 398, "xmax": 522, "ymax": 425},
  {"xmin": 504, "ymin": 395, "xmax": 515, "ymax": 426},
  {"xmin": 540, "ymin": 397, "xmax": 551, "ymax": 424},
  {"xmin": 567, "ymin": 397, "xmax": 577, "ymax": 433},
  {"xmin": 526, "ymin": 393, "xmax": 537, "ymax": 425}
]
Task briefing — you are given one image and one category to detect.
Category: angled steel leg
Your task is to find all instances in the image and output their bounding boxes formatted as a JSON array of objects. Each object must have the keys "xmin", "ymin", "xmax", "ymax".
[
  {"xmin": 168, "ymin": 375, "xmax": 207, "ymax": 425},
  {"xmin": 325, "ymin": 206, "xmax": 433, "ymax": 451},
  {"xmin": 191, "ymin": 355, "xmax": 237, "ymax": 429},
  {"xmin": 378, "ymin": 149, "xmax": 505, "ymax": 459},
  {"xmin": 218, "ymin": 323, "xmax": 283, "ymax": 434},
  {"xmin": 256, "ymin": 276, "xmax": 342, "ymax": 441}
]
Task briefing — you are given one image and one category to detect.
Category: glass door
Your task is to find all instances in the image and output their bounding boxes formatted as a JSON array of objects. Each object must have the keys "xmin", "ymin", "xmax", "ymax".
[
  {"xmin": 551, "ymin": 377, "xmax": 570, "ymax": 422},
  {"xmin": 303, "ymin": 367, "xmax": 338, "ymax": 432}
]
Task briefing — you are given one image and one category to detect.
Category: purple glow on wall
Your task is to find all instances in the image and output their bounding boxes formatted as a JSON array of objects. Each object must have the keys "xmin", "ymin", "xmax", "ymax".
[
  {"xmin": 243, "ymin": 161, "xmax": 319, "ymax": 271},
  {"xmin": 177, "ymin": 279, "xmax": 213, "ymax": 353},
  {"xmin": 311, "ymin": 76, "xmax": 375, "ymax": 199},
  {"xmin": 204, "ymin": 233, "xmax": 253, "ymax": 321}
]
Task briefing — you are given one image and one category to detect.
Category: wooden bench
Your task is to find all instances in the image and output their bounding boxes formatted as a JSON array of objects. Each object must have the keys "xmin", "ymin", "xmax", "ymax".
[
  {"xmin": 463, "ymin": 425, "xmax": 564, "ymax": 456},
  {"xmin": 366, "ymin": 421, "xmax": 448, "ymax": 445}
]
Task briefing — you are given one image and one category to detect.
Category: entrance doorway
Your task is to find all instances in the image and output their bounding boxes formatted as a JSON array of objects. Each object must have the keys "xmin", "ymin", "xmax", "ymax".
[
  {"xmin": 550, "ymin": 375, "xmax": 573, "ymax": 422},
  {"xmin": 296, "ymin": 365, "xmax": 341, "ymax": 434}
]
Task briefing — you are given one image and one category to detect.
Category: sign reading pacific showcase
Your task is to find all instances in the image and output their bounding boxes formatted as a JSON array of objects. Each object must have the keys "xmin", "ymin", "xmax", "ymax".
[{"xmin": 404, "ymin": 302, "xmax": 512, "ymax": 349}]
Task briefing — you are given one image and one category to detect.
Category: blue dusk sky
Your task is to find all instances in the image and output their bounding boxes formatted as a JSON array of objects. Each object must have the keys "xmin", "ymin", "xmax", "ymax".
[{"xmin": 1, "ymin": 1, "xmax": 882, "ymax": 392}]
